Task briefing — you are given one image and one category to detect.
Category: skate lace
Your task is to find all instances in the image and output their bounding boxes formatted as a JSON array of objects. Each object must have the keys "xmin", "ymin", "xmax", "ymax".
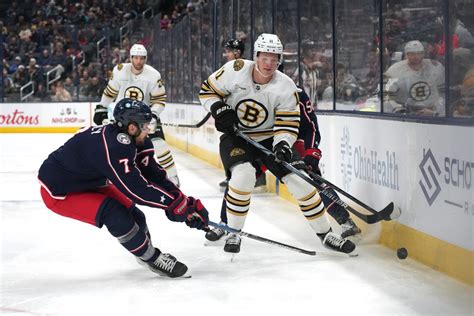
[
  {"xmin": 213, "ymin": 227, "xmax": 225, "ymax": 235},
  {"xmin": 227, "ymin": 234, "xmax": 241, "ymax": 245},
  {"xmin": 326, "ymin": 234, "xmax": 344, "ymax": 247},
  {"xmin": 155, "ymin": 253, "xmax": 177, "ymax": 273}
]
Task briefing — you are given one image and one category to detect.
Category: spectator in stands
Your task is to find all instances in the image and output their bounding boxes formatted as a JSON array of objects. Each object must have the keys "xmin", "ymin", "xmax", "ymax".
[
  {"xmin": 384, "ymin": 40, "xmax": 445, "ymax": 116},
  {"xmin": 28, "ymin": 58, "xmax": 44, "ymax": 87},
  {"xmin": 13, "ymin": 65, "xmax": 30, "ymax": 90},
  {"xmin": 3, "ymin": 68, "xmax": 15, "ymax": 98},
  {"xmin": 161, "ymin": 14, "xmax": 171, "ymax": 30},
  {"xmin": 63, "ymin": 77, "xmax": 76, "ymax": 99},
  {"xmin": 84, "ymin": 76, "xmax": 103, "ymax": 101},
  {"xmin": 38, "ymin": 49, "xmax": 53, "ymax": 70},
  {"xmin": 297, "ymin": 40, "xmax": 323, "ymax": 105},
  {"xmin": 18, "ymin": 35, "xmax": 37, "ymax": 61},
  {"xmin": 53, "ymin": 81, "xmax": 72, "ymax": 102},
  {"xmin": 8, "ymin": 56, "xmax": 23, "ymax": 74}
]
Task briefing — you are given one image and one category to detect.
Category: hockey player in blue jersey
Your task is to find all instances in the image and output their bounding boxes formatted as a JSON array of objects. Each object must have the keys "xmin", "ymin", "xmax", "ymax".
[
  {"xmin": 293, "ymin": 87, "xmax": 361, "ymax": 238},
  {"xmin": 38, "ymin": 98, "xmax": 209, "ymax": 278}
]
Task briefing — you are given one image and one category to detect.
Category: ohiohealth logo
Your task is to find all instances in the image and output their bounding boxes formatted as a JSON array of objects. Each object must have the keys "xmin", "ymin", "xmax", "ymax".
[
  {"xmin": 340, "ymin": 126, "xmax": 353, "ymax": 191},
  {"xmin": 419, "ymin": 148, "xmax": 442, "ymax": 206}
]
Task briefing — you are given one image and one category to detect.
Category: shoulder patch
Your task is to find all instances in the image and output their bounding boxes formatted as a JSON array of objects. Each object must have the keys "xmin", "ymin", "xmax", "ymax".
[
  {"xmin": 157, "ymin": 79, "xmax": 163, "ymax": 88},
  {"xmin": 117, "ymin": 133, "xmax": 131, "ymax": 144},
  {"xmin": 233, "ymin": 59, "xmax": 244, "ymax": 71},
  {"xmin": 117, "ymin": 63, "xmax": 123, "ymax": 71}
]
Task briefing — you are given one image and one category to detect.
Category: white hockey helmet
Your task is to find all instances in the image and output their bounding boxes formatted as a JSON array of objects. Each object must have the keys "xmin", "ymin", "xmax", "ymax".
[
  {"xmin": 130, "ymin": 44, "xmax": 147, "ymax": 57},
  {"xmin": 253, "ymin": 33, "xmax": 283, "ymax": 63},
  {"xmin": 404, "ymin": 40, "xmax": 424, "ymax": 53}
]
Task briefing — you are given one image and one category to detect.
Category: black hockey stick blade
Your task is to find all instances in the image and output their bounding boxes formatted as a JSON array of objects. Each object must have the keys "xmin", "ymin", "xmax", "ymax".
[
  {"xmin": 208, "ymin": 221, "xmax": 316, "ymax": 256},
  {"xmin": 235, "ymin": 130, "xmax": 394, "ymax": 224},
  {"xmin": 159, "ymin": 112, "xmax": 211, "ymax": 128},
  {"xmin": 308, "ymin": 171, "xmax": 395, "ymax": 223}
]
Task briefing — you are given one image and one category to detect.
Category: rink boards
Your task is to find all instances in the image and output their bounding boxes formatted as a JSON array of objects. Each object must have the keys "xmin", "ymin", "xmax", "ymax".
[{"xmin": 1, "ymin": 101, "xmax": 472, "ymax": 285}]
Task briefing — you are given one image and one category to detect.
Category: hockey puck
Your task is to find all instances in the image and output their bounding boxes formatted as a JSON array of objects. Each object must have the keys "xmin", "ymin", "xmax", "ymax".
[{"xmin": 397, "ymin": 247, "xmax": 408, "ymax": 259}]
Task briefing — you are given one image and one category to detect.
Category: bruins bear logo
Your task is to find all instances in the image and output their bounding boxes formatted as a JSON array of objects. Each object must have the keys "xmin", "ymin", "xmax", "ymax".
[
  {"xmin": 124, "ymin": 86, "xmax": 144, "ymax": 101},
  {"xmin": 233, "ymin": 59, "xmax": 244, "ymax": 71}
]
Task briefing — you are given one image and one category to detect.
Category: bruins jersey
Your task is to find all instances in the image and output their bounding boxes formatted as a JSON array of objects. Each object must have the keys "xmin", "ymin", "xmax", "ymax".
[
  {"xmin": 384, "ymin": 59, "xmax": 445, "ymax": 115},
  {"xmin": 100, "ymin": 63, "xmax": 166, "ymax": 116},
  {"xmin": 199, "ymin": 59, "xmax": 300, "ymax": 147}
]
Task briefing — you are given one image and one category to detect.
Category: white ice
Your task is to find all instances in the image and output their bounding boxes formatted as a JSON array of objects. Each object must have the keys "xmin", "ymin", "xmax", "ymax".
[{"xmin": 1, "ymin": 134, "xmax": 472, "ymax": 316}]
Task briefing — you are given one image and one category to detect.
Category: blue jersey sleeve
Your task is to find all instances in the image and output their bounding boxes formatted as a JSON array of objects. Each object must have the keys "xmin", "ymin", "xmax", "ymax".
[{"xmin": 99, "ymin": 126, "xmax": 175, "ymax": 208}]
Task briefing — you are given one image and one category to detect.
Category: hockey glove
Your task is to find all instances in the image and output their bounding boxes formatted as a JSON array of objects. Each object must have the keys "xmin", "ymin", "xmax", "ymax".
[
  {"xmin": 185, "ymin": 197, "xmax": 209, "ymax": 230},
  {"xmin": 93, "ymin": 104, "xmax": 108, "ymax": 125},
  {"xmin": 210, "ymin": 101, "xmax": 238, "ymax": 134},
  {"xmin": 273, "ymin": 141, "xmax": 292, "ymax": 162},
  {"xmin": 164, "ymin": 190, "xmax": 189, "ymax": 223},
  {"xmin": 304, "ymin": 148, "xmax": 322, "ymax": 173}
]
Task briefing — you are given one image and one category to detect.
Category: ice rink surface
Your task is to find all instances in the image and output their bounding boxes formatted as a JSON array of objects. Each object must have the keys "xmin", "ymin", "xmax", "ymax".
[{"xmin": 1, "ymin": 134, "xmax": 472, "ymax": 316}]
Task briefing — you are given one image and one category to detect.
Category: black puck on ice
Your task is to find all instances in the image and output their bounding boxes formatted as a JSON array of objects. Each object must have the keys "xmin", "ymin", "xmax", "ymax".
[{"xmin": 397, "ymin": 247, "xmax": 408, "ymax": 259}]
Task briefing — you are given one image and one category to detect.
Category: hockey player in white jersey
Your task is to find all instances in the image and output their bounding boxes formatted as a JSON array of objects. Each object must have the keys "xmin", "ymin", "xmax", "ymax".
[
  {"xmin": 93, "ymin": 44, "xmax": 180, "ymax": 186},
  {"xmin": 199, "ymin": 33, "xmax": 356, "ymax": 256},
  {"xmin": 384, "ymin": 40, "xmax": 445, "ymax": 116}
]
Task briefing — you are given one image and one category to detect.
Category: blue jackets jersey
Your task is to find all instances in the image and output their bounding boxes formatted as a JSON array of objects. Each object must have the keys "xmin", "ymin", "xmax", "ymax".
[
  {"xmin": 297, "ymin": 87, "xmax": 321, "ymax": 150},
  {"xmin": 38, "ymin": 124, "xmax": 176, "ymax": 208}
]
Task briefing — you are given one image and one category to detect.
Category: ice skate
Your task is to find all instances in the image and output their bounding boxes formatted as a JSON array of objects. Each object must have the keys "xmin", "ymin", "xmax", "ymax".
[
  {"xmin": 340, "ymin": 218, "xmax": 361, "ymax": 239},
  {"xmin": 138, "ymin": 252, "xmax": 189, "ymax": 278},
  {"xmin": 205, "ymin": 226, "xmax": 227, "ymax": 242},
  {"xmin": 318, "ymin": 229, "xmax": 357, "ymax": 256},
  {"xmin": 224, "ymin": 233, "xmax": 241, "ymax": 253},
  {"xmin": 253, "ymin": 173, "xmax": 267, "ymax": 193},
  {"xmin": 219, "ymin": 179, "xmax": 229, "ymax": 192}
]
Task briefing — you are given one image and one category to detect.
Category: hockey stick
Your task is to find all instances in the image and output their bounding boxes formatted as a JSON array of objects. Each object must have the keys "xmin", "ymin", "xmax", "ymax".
[
  {"xmin": 235, "ymin": 130, "xmax": 394, "ymax": 224},
  {"xmin": 208, "ymin": 221, "xmax": 316, "ymax": 256},
  {"xmin": 159, "ymin": 112, "xmax": 211, "ymax": 128}
]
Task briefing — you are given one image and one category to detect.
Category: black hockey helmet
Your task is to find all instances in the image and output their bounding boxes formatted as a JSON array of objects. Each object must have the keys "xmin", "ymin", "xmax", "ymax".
[
  {"xmin": 113, "ymin": 98, "xmax": 152, "ymax": 130},
  {"xmin": 224, "ymin": 38, "xmax": 245, "ymax": 54}
]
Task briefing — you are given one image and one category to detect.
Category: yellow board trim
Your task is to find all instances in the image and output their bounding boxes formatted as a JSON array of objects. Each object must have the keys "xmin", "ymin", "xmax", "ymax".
[
  {"xmin": 0, "ymin": 127, "xmax": 80, "ymax": 133},
  {"xmin": 380, "ymin": 220, "xmax": 473, "ymax": 286}
]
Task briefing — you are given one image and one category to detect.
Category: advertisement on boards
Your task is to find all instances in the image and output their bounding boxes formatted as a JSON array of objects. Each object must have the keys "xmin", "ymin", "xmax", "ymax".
[
  {"xmin": 317, "ymin": 115, "xmax": 473, "ymax": 251},
  {"xmin": 0, "ymin": 103, "xmax": 91, "ymax": 130}
]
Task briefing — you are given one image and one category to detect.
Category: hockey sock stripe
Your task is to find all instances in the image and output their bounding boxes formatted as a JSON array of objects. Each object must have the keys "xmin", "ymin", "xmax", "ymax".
[
  {"xmin": 117, "ymin": 223, "xmax": 140, "ymax": 244},
  {"xmin": 163, "ymin": 162, "xmax": 176, "ymax": 170},
  {"xmin": 139, "ymin": 243, "xmax": 156, "ymax": 261},
  {"xmin": 300, "ymin": 189, "xmax": 317, "ymax": 202},
  {"xmin": 225, "ymin": 195, "xmax": 250, "ymax": 207},
  {"xmin": 228, "ymin": 185, "xmax": 251, "ymax": 196},
  {"xmin": 226, "ymin": 207, "xmax": 249, "ymax": 216},
  {"xmin": 156, "ymin": 150, "xmax": 171, "ymax": 159},
  {"xmin": 300, "ymin": 200, "xmax": 322, "ymax": 211},
  {"xmin": 130, "ymin": 236, "xmax": 150, "ymax": 253},
  {"xmin": 305, "ymin": 209, "xmax": 326, "ymax": 220},
  {"xmin": 159, "ymin": 156, "xmax": 174, "ymax": 166}
]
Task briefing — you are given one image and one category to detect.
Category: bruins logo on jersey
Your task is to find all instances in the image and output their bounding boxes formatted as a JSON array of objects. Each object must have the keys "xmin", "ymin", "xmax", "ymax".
[
  {"xmin": 233, "ymin": 59, "xmax": 244, "ymax": 71},
  {"xmin": 157, "ymin": 79, "xmax": 163, "ymax": 88},
  {"xmin": 230, "ymin": 147, "xmax": 246, "ymax": 157},
  {"xmin": 117, "ymin": 63, "xmax": 123, "ymax": 71},
  {"xmin": 409, "ymin": 81, "xmax": 431, "ymax": 102},
  {"xmin": 124, "ymin": 86, "xmax": 144, "ymax": 101},
  {"xmin": 235, "ymin": 99, "xmax": 268, "ymax": 128}
]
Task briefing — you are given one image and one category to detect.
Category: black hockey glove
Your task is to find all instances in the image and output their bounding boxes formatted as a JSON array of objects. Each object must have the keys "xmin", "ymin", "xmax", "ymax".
[
  {"xmin": 304, "ymin": 148, "xmax": 322, "ymax": 173},
  {"xmin": 164, "ymin": 190, "xmax": 189, "ymax": 223},
  {"xmin": 210, "ymin": 101, "xmax": 238, "ymax": 134},
  {"xmin": 185, "ymin": 196, "xmax": 209, "ymax": 231},
  {"xmin": 93, "ymin": 104, "xmax": 108, "ymax": 125},
  {"xmin": 273, "ymin": 141, "xmax": 292, "ymax": 163}
]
